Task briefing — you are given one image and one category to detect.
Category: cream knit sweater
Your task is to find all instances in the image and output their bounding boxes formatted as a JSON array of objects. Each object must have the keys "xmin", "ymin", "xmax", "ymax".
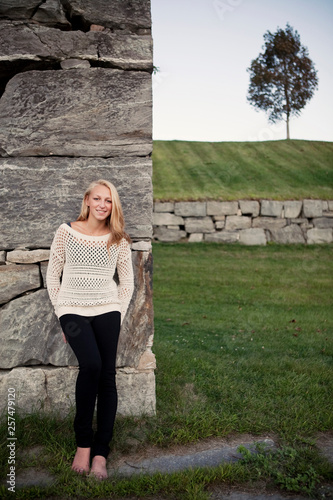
[{"xmin": 46, "ymin": 223, "xmax": 134, "ymax": 321}]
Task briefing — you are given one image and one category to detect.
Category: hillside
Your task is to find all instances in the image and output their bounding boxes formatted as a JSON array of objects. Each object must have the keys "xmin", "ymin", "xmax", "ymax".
[{"xmin": 152, "ymin": 140, "xmax": 333, "ymax": 201}]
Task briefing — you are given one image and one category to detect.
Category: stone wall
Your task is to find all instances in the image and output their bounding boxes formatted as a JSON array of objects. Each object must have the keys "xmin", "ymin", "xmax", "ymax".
[
  {"xmin": 0, "ymin": 0, "xmax": 155, "ymax": 417},
  {"xmin": 153, "ymin": 200, "xmax": 333, "ymax": 245}
]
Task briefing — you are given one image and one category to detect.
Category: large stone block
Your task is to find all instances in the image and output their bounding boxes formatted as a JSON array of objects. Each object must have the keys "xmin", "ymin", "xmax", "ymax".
[
  {"xmin": 117, "ymin": 369, "xmax": 156, "ymax": 416},
  {"xmin": 0, "ymin": 289, "xmax": 77, "ymax": 368},
  {"xmin": 154, "ymin": 202, "xmax": 175, "ymax": 213},
  {"xmin": 0, "ymin": 0, "xmax": 151, "ymax": 32},
  {"xmin": 239, "ymin": 228, "xmax": 266, "ymax": 246},
  {"xmin": 185, "ymin": 217, "xmax": 215, "ymax": 234},
  {"xmin": 204, "ymin": 231, "xmax": 239, "ymax": 243},
  {"xmin": 261, "ymin": 200, "xmax": 284, "ymax": 217},
  {"xmin": 252, "ymin": 217, "xmax": 287, "ymax": 230},
  {"xmin": 7, "ymin": 249, "xmax": 50, "ymax": 264},
  {"xmin": 270, "ymin": 225, "xmax": 306, "ymax": 244},
  {"xmin": 0, "ymin": 68, "xmax": 152, "ymax": 157},
  {"xmin": 153, "ymin": 213, "xmax": 183, "ymax": 226},
  {"xmin": 0, "ymin": 1, "xmax": 45, "ymax": 20},
  {"xmin": 0, "ymin": 264, "xmax": 40, "ymax": 304},
  {"xmin": 154, "ymin": 227, "xmax": 186, "ymax": 242},
  {"xmin": 63, "ymin": 0, "xmax": 151, "ymax": 32},
  {"xmin": 0, "ymin": 22, "xmax": 152, "ymax": 71},
  {"xmin": 207, "ymin": 201, "xmax": 238, "ymax": 216},
  {"xmin": 0, "ymin": 366, "xmax": 155, "ymax": 417},
  {"xmin": 307, "ymin": 228, "xmax": 333, "ymax": 244},
  {"xmin": 225, "ymin": 216, "xmax": 251, "ymax": 230},
  {"xmin": 0, "ymin": 157, "xmax": 152, "ymax": 249},
  {"xmin": 284, "ymin": 201, "xmax": 302, "ymax": 218},
  {"xmin": 312, "ymin": 217, "xmax": 333, "ymax": 229},
  {"xmin": 174, "ymin": 201, "xmax": 206, "ymax": 217},
  {"xmin": 303, "ymin": 200, "xmax": 323, "ymax": 218},
  {"xmin": 0, "ymin": 367, "xmax": 47, "ymax": 414},
  {"xmin": 239, "ymin": 200, "xmax": 260, "ymax": 217}
]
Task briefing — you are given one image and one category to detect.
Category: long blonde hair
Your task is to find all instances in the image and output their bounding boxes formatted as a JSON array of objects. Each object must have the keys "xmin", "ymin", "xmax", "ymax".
[{"xmin": 77, "ymin": 179, "xmax": 131, "ymax": 246}]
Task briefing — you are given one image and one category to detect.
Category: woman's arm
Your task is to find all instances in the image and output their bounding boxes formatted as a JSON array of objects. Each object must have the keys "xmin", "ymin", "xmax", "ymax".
[
  {"xmin": 46, "ymin": 225, "xmax": 67, "ymax": 316},
  {"xmin": 117, "ymin": 239, "xmax": 134, "ymax": 324}
]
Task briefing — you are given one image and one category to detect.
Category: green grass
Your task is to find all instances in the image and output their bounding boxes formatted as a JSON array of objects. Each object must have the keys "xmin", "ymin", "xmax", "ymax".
[
  {"xmin": 152, "ymin": 140, "xmax": 333, "ymax": 201},
  {"xmin": 1, "ymin": 243, "xmax": 332, "ymax": 498}
]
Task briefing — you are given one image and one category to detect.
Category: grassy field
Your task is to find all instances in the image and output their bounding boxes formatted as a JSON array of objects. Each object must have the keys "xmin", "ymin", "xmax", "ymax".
[
  {"xmin": 1, "ymin": 243, "xmax": 332, "ymax": 499},
  {"xmin": 152, "ymin": 140, "xmax": 333, "ymax": 201}
]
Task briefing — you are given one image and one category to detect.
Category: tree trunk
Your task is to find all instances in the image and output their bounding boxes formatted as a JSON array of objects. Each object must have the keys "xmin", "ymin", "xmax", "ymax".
[{"xmin": 286, "ymin": 115, "xmax": 290, "ymax": 140}]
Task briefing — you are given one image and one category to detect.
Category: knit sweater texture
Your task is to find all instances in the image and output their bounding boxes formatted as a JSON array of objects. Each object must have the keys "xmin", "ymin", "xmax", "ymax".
[{"xmin": 46, "ymin": 223, "xmax": 134, "ymax": 321}]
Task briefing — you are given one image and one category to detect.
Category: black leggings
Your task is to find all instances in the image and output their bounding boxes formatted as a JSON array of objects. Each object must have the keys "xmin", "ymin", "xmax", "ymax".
[{"xmin": 60, "ymin": 312, "xmax": 121, "ymax": 459}]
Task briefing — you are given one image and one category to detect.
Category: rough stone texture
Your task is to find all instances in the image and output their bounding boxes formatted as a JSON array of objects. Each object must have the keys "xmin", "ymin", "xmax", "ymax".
[
  {"xmin": 261, "ymin": 200, "xmax": 284, "ymax": 217},
  {"xmin": 117, "ymin": 250, "xmax": 154, "ymax": 368},
  {"xmin": 60, "ymin": 58, "xmax": 91, "ymax": 69},
  {"xmin": 205, "ymin": 232, "xmax": 239, "ymax": 243},
  {"xmin": 207, "ymin": 201, "xmax": 238, "ymax": 216},
  {"xmin": 32, "ymin": 0, "xmax": 71, "ymax": 28},
  {"xmin": 153, "ymin": 212, "xmax": 183, "ymax": 226},
  {"xmin": 63, "ymin": 0, "xmax": 152, "ymax": 32},
  {"xmin": 0, "ymin": 366, "xmax": 155, "ymax": 416},
  {"xmin": 312, "ymin": 217, "xmax": 333, "ymax": 229},
  {"xmin": 117, "ymin": 369, "xmax": 156, "ymax": 416},
  {"xmin": 0, "ymin": 289, "xmax": 77, "ymax": 368},
  {"xmin": 0, "ymin": 68, "xmax": 152, "ymax": 157},
  {"xmin": 188, "ymin": 233, "xmax": 203, "ymax": 243},
  {"xmin": 0, "ymin": 22, "xmax": 152, "ymax": 71},
  {"xmin": 154, "ymin": 227, "xmax": 186, "ymax": 242},
  {"xmin": 185, "ymin": 217, "xmax": 215, "ymax": 234},
  {"xmin": 239, "ymin": 228, "xmax": 266, "ymax": 246},
  {"xmin": 215, "ymin": 220, "xmax": 225, "ymax": 230},
  {"xmin": 7, "ymin": 249, "xmax": 50, "ymax": 264},
  {"xmin": 303, "ymin": 199, "xmax": 323, "ymax": 218},
  {"xmin": 270, "ymin": 225, "xmax": 306, "ymax": 244},
  {"xmin": 154, "ymin": 201, "xmax": 175, "ymax": 213},
  {"xmin": 225, "ymin": 216, "xmax": 251, "ymax": 230},
  {"xmin": 0, "ymin": 251, "xmax": 5, "ymax": 264},
  {"xmin": 40, "ymin": 261, "xmax": 48, "ymax": 287},
  {"xmin": 174, "ymin": 201, "xmax": 206, "ymax": 217},
  {"xmin": 0, "ymin": 0, "xmax": 151, "ymax": 32},
  {"xmin": 0, "ymin": 264, "xmax": 40, "ymax": 304},
  {"xmin": 239, "ymin": 200, "xmax": 260, "ymax": 217},
  {"xmin": 307, "ymin": 228, "xmax": 333, "ymax": 244},
  {"xmin": 132, "ymin": 241, "xmax": 152, "ymax": 251},
  {"xmin": 0, "ymin": 1, "xmax": 46, "ymax": 20},
  {"xmin": 328, "ymin": 201, "xmax": 333, "ymax": 211},
  {"xmin": 0, "ymin": 367, "xmax": 48, "ymax": 414},
  {"xmin": 252, "ymin": 217, "xmax": 287, "ymax": 230},
  {"xmin": 284, "ymin": 200, "xmax": 302, "ymax": 218},
  {"xmin": 0, "ymin": 157, "xmax": 152, "ymax": 249}
]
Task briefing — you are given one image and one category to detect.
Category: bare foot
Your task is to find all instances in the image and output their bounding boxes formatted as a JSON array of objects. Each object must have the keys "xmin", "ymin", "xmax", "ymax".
[
  {"xmin": 90, "ymin": 455, "xmax": 107, "ymax": 480},
  {"xmin": 71, "ymin": 447, "xmax": 90, "ymax": 475}
]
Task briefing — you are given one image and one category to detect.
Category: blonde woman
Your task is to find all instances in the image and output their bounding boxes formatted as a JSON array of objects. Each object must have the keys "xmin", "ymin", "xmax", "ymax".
[{"xmin": 46, "ymin": 180, "xmax": 134, "ymax": 480}]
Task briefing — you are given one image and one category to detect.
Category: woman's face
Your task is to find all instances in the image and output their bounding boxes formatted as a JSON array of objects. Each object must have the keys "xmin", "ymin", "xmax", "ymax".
[{"xmin": 86, "ymin": 185, "xmax": 112, "ymax": 222}]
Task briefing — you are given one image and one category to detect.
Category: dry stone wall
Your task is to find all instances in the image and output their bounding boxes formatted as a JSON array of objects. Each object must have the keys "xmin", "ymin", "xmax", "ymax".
[
  {"xmin": 153, "ymin": 200, "xmax": 333, "ymax": 245},
  {"xmin": 0, "ymin": 0, "xmax": 155, "ymax": 417}
]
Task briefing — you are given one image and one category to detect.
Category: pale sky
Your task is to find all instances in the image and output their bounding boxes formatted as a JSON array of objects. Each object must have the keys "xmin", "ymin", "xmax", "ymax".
[{"xmin": 151, "ymin": 0, "xmax": 333, "ymax": 142}]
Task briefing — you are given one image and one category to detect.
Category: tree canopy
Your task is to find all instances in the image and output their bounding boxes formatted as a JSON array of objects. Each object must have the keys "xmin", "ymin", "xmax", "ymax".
[{"xmin": 247, "ymin": 24, "xmax": 318, "ymax": 139}]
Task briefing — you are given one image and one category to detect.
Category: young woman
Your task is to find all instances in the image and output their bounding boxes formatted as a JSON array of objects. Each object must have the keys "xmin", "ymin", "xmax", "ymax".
[{"xmin": 46, "ymin": 179, "xmax": 134, "ymax": 480}]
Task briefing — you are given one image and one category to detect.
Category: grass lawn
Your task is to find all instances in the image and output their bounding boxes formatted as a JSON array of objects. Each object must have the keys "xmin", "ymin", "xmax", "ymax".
[
  {"xmin": 152, "ymin": 140, "xmax": 333, "ymax": 201},
  {"xmin": 0, "ymin": 243, "xmax": 332, "ymax": 499}
]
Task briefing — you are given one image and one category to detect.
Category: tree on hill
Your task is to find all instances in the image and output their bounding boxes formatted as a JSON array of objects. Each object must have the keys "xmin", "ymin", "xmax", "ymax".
[{"xmin": 247, "ymin": 24, "xmax": 318, "ymax": 139}]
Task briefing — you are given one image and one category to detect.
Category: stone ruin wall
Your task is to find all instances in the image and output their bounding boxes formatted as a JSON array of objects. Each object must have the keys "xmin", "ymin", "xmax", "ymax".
[
  {"xmin": 153, "ymin": 199, "xmax": 333, "ymax": 244},
  {"xmin": 0, "ymin": 0, "xmax": 155, "ymax": 417}
]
